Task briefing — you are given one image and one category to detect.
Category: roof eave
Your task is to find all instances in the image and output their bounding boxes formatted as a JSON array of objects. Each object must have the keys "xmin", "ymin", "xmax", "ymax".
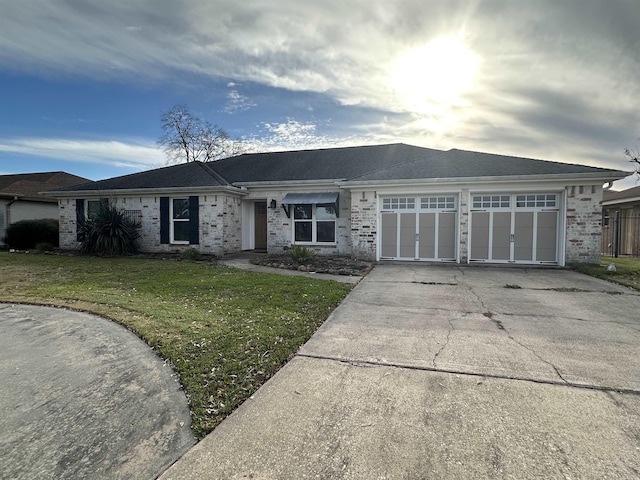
[
  {"xmin": 339, "ymin": 171, "xmax": 631, "ymax": 188},
  {"xmin": 43, "ymin": 185, "xmax": 247, "ymax": 197},
  {"xmin": 232, "ymin": 179, "xmax": 346, "ymax": 187}
]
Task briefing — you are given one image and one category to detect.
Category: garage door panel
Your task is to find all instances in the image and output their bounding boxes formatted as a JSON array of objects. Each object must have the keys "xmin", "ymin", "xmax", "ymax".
[
  {"xmin": 438, "ymin": 212, "xmax": 456, "ymax": 259},
  {"xmin": 536, "ymin": 211, "xmax": 558, "ymax": 262},
  {"xmin": 470, "ymin": 193, "xmax": 559, "ymax": 264},
  {"xmin": 514, "ymin": 212, "xmax": 534, "ymax": 261},
  {"xmin": 492, "ymin": 212, "xmax": 511, "ymax": 261},
  {"xmin": 381, "ymin": 213, "xmax": 397, "ymax": 258},
  {"xmin": 418, "ymin": 213, "xmax": 435, "ymax": 259},
  {"xmin": 399, "ymin": 213, "xmax": 416, "ymax": 258},
  {"xmin": 471, "ymin": 212, "xmax": 489, "ymax": 260}
]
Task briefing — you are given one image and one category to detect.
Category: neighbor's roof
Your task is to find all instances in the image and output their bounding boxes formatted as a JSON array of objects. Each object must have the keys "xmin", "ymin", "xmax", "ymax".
[
  {"xmin": 0, "ymin": 171, "xmax": 90, "ymax": 200},
  {"xmin": 603, "ymin": 185, "xmax": 640, "ymax": 204},
  {"xmin": 50, "ymin": 143, "xmax": 629, "ymax": 193}
]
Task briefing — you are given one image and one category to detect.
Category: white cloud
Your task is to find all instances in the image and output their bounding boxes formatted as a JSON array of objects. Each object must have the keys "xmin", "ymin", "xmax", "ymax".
[
  {"xmin": 0, "ymin": 138, "xmax": 164, "ymax": 169},
  {"xmin": 223, "ymin": 89, "xmax": 257, "ymax": 114},
  {"xmin": 1, "ymin": 1, "xmax": 639, "ymax": 171},
  {"xmin": 246, "ymin": 120, "xmax": 357, "ymax": 152}
]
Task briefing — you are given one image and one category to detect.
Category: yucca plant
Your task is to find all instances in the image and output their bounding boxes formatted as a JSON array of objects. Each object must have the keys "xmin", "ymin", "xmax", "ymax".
[
  {"xmin": 79, "ymin": 203, "xmax": 140, "ymax": 256},
  {"xmin": 288, "ymin": 245, "xmax": 316, "ymax": 264}
]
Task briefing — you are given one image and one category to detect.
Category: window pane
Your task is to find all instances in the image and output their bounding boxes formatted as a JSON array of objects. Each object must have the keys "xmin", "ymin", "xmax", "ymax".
[
  {"xmin": 316, "ymin": 206, "xmax": 336, "ymax": 220},
  {"xmin": 173, "ymin": 220, "xmax": 189, "ymax": 242},
  {"xmin": 294, "ymin": 221, "xmax": 312, "ymax": 242},
  {"xmin": 293, "ymin": 204, "xmax": 312, "ymax": 219},
  {"xmin": 87, "ymin": 200, "xmax": 101, "ymax": 220},
  {"xmin": 317, "ymin": 221, "xmax": 335, "ymax": 242},
  {"xmin": 173, "ymin": 199, "xmax": 190, "ymax": 219}
]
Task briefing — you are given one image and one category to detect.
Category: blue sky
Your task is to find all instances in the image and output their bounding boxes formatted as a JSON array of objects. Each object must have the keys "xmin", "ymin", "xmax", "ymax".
[{"xmin": 1, "ymin": 0, "xmax": 639, "ymax": 189}]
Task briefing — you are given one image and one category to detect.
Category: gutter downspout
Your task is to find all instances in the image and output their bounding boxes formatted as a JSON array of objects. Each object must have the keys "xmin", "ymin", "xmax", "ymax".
[
  {"xmin": 1, "ymin": 196, "xmax": 19, "ymax": 245},
  {"xmin": 6, "ymin": 195, "xmax": 19, "ymax": 225}
]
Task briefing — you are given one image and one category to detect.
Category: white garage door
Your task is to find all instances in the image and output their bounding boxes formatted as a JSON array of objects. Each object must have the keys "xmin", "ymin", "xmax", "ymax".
[
  {"xmin": 470, "ymin": 193, "xmax": 560, "ymax": 264},
  {"xmin": 380, "ymin": 196, "xmax": 457, "ymax": 261}
]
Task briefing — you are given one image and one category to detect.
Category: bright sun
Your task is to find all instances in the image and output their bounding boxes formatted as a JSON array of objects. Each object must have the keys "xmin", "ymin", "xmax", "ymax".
[{"xmin": 393, "ymin": 37, "xmax": 478, "ymax": 113}]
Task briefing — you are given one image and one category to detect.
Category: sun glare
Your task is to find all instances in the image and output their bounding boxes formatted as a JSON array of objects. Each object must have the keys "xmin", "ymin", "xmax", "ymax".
[{"xmin": 393, "ymin": 37, "xmax": 478, "ymax": 113}]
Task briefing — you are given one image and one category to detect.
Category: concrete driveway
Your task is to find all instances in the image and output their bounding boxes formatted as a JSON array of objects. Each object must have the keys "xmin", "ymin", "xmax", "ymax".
[
  {"xmin": 161, "ymin": 264, "xmax": 640, "ymax": 480},
  {"xmin": 0, "ymin": 304, "xmax": 195, "ymax": 480}
]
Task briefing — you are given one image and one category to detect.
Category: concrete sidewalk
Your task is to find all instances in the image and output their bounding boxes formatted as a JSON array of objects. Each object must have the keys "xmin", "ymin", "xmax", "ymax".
[
  {"xmin": 160, "ymin": 264, "xmax": 640, "ymax": 480},
  {"xmin": 0, "ymin": 304, "xmax": 195, "ymax": 480}
]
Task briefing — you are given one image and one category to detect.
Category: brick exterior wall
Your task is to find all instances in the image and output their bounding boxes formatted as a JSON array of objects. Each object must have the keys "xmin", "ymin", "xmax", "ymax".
[
  {"xmin": 244, "ymin": 189, "xmax": 352, "ymax": 255},
  {"xmin": 459, "ymin": 189, "xmax": 470, "ymax": 263},
  {"xmin": 350, "ymin": 190, "xmax": 378, "ymax": 260},
  {"xmin": 57, "ymin": 182, "xmax": 606, "ymax": 264},
  {"xmin": 58, "ymin": 193, "xmax": 242, "ymax": 255},
  {"xmin": 565, "ymin": 184, "xmax": 603, "ymax": 264}
]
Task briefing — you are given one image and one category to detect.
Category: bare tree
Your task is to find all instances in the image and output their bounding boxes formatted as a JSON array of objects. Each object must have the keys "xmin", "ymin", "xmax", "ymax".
[
  {"xmin": 157, "ymin": 104, "xmax": 247, "ymax": 163},
  {"xmin": 624, "ymin": 142, "xmax": 640, "ymax": 179}
]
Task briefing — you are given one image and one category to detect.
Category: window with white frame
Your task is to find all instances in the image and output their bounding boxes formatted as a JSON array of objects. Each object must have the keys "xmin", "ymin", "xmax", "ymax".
[
  {"xmin": 171, "ymin": 198, "xmax": 190, "ymax": 243},
  {"xmin": 293, "ymin": 204, "xmax": 336, "ymax": 243}
]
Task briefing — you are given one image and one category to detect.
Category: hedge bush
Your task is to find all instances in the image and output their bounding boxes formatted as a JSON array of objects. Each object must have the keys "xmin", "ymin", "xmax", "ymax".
[{"xmin": 4, "ymin": 219, "xmax": 59, "ymax": 249}]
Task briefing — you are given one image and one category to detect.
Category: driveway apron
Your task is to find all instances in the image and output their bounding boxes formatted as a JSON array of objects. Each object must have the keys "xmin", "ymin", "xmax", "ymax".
[
  {"xmin": 160, "ymin": 264, "xmax": 640, "ymax": 480},
  {"xmin": 0, "ymin": 304, "xmax": 195, "ymax": 480}
]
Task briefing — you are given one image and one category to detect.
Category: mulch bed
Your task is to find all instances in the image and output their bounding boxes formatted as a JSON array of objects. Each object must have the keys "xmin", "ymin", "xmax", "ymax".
[{"xmin": 250, "ymin": 254, "xmax": 373, "ymax": 276}]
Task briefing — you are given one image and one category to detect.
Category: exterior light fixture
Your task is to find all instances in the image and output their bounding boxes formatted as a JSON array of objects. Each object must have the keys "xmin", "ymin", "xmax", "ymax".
[{"xmin": 269, "ymin": 199, "xmax": 277, "ymax": 209}]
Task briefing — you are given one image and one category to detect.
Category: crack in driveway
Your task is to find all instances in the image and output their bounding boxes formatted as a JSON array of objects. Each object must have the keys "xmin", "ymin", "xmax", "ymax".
[
  {"xmin": 296, "ymin": 352, "xmax": 640, "ymax": 395},
  {"xmin": 432, "ymin": 317, "xmax": 455, "ymax": 369}
]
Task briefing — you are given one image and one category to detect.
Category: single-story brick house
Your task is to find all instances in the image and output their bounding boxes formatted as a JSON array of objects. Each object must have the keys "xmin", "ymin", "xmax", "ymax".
[
  {"xmin": 46, "ymin": 143, "xmax": 629, "ymax": 265},
  {"xmin": 1, "ymin": 171, "xmax": 90, "ymax": 246}
]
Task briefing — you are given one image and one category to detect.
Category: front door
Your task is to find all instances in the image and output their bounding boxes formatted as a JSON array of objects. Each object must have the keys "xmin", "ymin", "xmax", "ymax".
[{"xmin": 254, "ymin": 202, "xmax": 267, "ymax": 251}]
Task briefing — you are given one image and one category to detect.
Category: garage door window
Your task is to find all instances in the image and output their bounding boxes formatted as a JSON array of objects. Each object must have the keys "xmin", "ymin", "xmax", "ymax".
[
  {"xmin": 382, "ymin": 197, "xmax": 415, "ymax": 210},
  {"xmin": 421, "ymin": 196, "xmax": 456, "ymax": 209},
  {"xmin": 516, "ymin": 194, "xmax": 557, "ymax": 208},
  {"xmin": 472, "ymin": 195, "xmax": 510, "ymax": 209}
]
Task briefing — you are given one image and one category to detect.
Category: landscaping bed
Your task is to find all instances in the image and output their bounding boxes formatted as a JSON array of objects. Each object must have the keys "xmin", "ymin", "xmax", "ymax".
[{"xmin": 251, "ymin": 253, "xmax": 373, "ymax": 276}]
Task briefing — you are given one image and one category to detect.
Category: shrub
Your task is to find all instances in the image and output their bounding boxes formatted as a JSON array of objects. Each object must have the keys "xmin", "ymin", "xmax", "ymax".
[
  {"xmin": 5, "ymin": 219, "xmax": 59, "ymax": 249},
  {"xmin": 79, "ymin": 203, "xmax": 140, "ymax": 256},
  {"xmin": 35, "ymin": 242, "xmax": 55, "ymax": 252},
  {"xmin": 181, "ymin": 248, "xmax": 201, "ymax": 261},
  {"xmin": 289, "ymin": 245, "xmax": 316, "ymax": 264}
]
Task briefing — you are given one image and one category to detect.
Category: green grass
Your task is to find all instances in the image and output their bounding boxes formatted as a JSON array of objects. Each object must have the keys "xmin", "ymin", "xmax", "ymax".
[
  {"xmin": 573, "ymin": 255, "xmax": 640, "ymax": 292},
  {"xmin": 0, "ymin": 252, "xmax": 352, "ymax": 439}
]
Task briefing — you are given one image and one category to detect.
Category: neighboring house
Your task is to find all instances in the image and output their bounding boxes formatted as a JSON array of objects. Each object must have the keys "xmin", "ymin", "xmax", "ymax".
[
  {"xmin": 0, "ymin": 171, "xmax": 91, "ymax": 246},
  {"xmin": 602, "ymin": 185, "xmax": 640, "ymax": 257},
  {"xmin": 46, "ymin": 143, "xmax": 629, "ymax": 265}
]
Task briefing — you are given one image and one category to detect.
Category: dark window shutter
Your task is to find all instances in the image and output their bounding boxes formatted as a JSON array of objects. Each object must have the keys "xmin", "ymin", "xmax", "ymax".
[
  {"xmin": 189, "ymin": 196, "xmax": 199, "ymax": 245},
  {"xmin": 76, "ymin": 199, "xmax": 84, "ymax": 241},
  {"xmin": 160, "ymin": 197, "xmax": 169, "ymax": 244}
]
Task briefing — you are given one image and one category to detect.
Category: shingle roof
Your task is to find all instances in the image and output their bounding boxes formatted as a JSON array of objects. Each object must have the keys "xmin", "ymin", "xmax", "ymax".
[
  {"xmin": 58, "ymin": 161, "xmax": 229, "ymax": 192},
  {"xmin": 0, "ymin": 172, "xmax": 90, "ymax": 199},
  {"xmin": 50, "ymin": 143, "xmax": 628, "ymax": 193},
  {"xmin": 211, "ymin": 143, "xmax": 444, "ymax": 182},
  {"xmin": 348, "ymin": 148, "xmax": 626, "ymax": 182}
]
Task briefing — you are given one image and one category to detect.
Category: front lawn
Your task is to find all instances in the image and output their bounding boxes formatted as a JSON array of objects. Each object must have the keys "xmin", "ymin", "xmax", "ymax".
[
  {"xmin": 573, "ymin": 255, "xmax": 640, "ymax": 292},
  {"xmin": 0, "ymin": 252, "xmax": 352, "ymax": 439}
]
